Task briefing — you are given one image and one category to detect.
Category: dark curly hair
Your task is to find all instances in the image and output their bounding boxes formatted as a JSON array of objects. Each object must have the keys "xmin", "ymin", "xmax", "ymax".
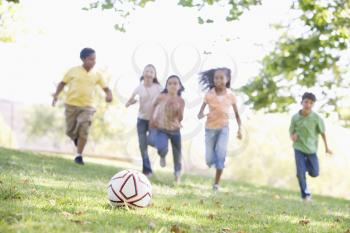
[{"xmin": 198, "ymin": 67, "xmax": 231, "ymax": 91}]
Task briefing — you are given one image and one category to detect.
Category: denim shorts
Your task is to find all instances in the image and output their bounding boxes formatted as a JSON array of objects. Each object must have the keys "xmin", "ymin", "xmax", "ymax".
[{"xmin": 205, "ymin": 126, "xmax": 229, "ymax": 169}]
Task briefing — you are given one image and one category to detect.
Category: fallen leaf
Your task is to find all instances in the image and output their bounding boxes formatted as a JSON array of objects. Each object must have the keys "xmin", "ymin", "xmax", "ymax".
[
  {"xmin": 75, "ymin": 211, "xmax": 85, "ymax": 216},
  {"xmin": 30, "ymin": 188, "xmax": 37, "ymax": 194},
  {"xmin": 345, "ymin": 229, "xmax": 350, "ymax": 233},
  {"xmin": 299, "ymin": 219, "xmax": 310, "ymax": 225},
  {"xmin": 164, "ymin": 206, "xmax": 172, "ymax": 212},
  {"xmin": 70, "ymin": 220, "xmax": 90, "ymax": 225},
  {"xmin": 208, "ymin": 214, "xmax": 215, "ymax": 220},
  {"xmin": 49, "ymin": 199, "xmax": 56, "ymax": 206},
  {"xmin": 148, "ymin": 221, "xmax": 156, "ymax": 230},
  {"xmin": 215, "ymin": 201, "xmax": 223, "ymax": 207},
  {"xmin": 171, "ymin": 224, "xmax": 186, "ymax": 233},
  {"xmin": 21, "ymin": 178, "xmax": 29, "ymax": 184},
  {"xmin": 221, "ymin": 227, "xmax": 231, "ymax": 232},
  {"xmin": 62, "ymin": 211, "xmax": 72, "ymax": 218},
  {"xmin": 274, "ymin": 194, "xmax": 281, "ymax": 200}
]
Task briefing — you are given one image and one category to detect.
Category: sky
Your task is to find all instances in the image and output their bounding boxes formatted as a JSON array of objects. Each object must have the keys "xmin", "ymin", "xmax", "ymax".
[{"xmin": 0, "ymin": 0, "xmax": 292, "ymax": 106}]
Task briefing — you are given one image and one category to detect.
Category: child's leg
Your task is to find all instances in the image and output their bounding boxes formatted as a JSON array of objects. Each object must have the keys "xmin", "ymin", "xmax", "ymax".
[
  {"xmin": 75, "ymin": 107, "xmax": 95, "ymax": 158},
  {"xmin": 169, "ymin": 131, "xmax": 182, "ymax": 176},
  {"xmin": 77, "ymin": 136, "xmax": 87, "ymax": 154},
  {"xmin": 137, "ymin": 118, "xmax": 152, "ymax": 174},
  {"xmin": 205, "ymin": 129, "xmax": 219, "ymax": 168},
  {"xmin": 294, "ymin": 149, "xmax": 310, "ymax": 198},
  {"xmin": 214, "ymin": 169, "xmax": 223, "ymax": 185},
  {"xmin": 213, "ymin": 127, "xmax": 229, "ymax": 185},
  {"xmin": 64, "ymin": 105, "xmax": 79, "ymax": 144},
  {"xmin": 306, "ymin": 153, "xmax": 319, "ymax": 178},
  {"xmin": 156, "ymin": 130, "xmax": 169, "ymax": 158},
  {"xmin": 147, "ymin": 128, "xmax": 157, "ymax": 148}
]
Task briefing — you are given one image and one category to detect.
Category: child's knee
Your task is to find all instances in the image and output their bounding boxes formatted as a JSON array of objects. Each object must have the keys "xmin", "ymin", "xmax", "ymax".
[
  {"xmin": 309, "ymin": 171, "xmax": 319, "ymax": 177},
  {"xmin": 157, "ymin": 147, "xmax": 168, "ymax": 157},
  {"xmin": 78, "ymin": 121, "xmax": 91, "ymax": 140}
]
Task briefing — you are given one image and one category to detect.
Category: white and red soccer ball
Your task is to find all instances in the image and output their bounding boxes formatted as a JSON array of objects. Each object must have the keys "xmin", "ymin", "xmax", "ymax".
[{"xmin": 107, "ymin": 170, "xmax": 152, "ymax": 208}]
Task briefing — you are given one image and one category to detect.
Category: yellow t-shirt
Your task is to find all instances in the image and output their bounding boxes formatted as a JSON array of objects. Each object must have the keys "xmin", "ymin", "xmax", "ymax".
[{"xmin": 62, "ymin": 66, "xmax": 107, "ymax": 107}]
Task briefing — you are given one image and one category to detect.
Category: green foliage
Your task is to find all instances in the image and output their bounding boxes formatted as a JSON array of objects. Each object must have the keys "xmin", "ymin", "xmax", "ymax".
[
  {"xmin": 0, "ymin": 148, "xmax": 350, "ymax": 232},
  {"xmin": 23, "ymin": 99, "xmax": 123, "ymax": 145},
  {"xmin": 0, "ymin": 0, "xmax": 20, "ymax": 42},
  {"xmin": 23, "ymin": 104, "xmax": 66, "ymax": 143},
  {"xmin": 0, "ymin": 115, "xmax": 16, "ymax": 148},
  {"xmin": 86, "ymin": 0, "xmax": 261, "ymax": 32},
  {"xmin": 242, "ymin": 0, "xmax": 350, "ymax": 124}
]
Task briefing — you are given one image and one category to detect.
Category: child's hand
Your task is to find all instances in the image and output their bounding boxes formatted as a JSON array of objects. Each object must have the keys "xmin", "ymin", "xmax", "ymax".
[
  {"xmin": 52, "ymin": 94, "xmax": 58, "ymax": 107},
  {"xmin": 325, "ymin": 147, "xmax": 333, "ymax": 156},
  {"xmin": 197, "ymin": 112, "xmax": 205, "ymax": 119},
  {"xmin": 105, "ymin": 92, "xmax": 113, "ymax": 103},
  {"xmin": 125, "ymin": 99, "xmax": 137, "ymax": 107},
  {"xmin": 237, "ymin": 129, "xmax": 242, "ymax": 140},
  {"xmin": 149, "ymin": 119, "xmax": 157, "ymax": 129},
  {"xmin": 290, "ymin": 134, "xmax": 298, "ymax": 142}
]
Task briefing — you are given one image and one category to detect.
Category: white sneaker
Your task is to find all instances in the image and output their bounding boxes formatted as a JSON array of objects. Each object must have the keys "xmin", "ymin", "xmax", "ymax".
[
  {"xmin": 212, "ymin": 184, "xmax": 219, "ymax": 192},
  {"xmin": 303, "ymin": 196, "xmax": 312, "ymax": 202},
  {"xmin": 160, "ymin": 157, "xmax": 166, "ymax": 167}
]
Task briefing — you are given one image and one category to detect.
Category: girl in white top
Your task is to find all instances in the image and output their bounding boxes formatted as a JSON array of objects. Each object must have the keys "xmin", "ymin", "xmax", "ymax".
[{"xmin": 126, "ymin": 64, "xmax": 162, "ymax": 177}]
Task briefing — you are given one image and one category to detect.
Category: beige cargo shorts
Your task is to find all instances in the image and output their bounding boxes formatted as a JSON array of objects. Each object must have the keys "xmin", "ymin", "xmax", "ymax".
[{"xmin": 65, "ymin": 104, "xmax": 96, "ymax": 141}]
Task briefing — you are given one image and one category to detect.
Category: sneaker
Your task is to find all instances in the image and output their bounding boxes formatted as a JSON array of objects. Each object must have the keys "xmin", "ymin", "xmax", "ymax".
[
  {"xmin": 160, "ymin": 157, "xmax": 166, "ymax": 167},
  {"xmin": 144, "ymin": 173, "xmax": 153, "ymax": 179},
  {"xmin": 74, "ymin": 155, "xmax": 84, "ymax": 165},
  {"xmin": 212, "ymin": 184, "xmax": 219, "ymax": 192},
  {"xmin": 303, "ymin": 196, "xmax": 312, "ymax": 202}
]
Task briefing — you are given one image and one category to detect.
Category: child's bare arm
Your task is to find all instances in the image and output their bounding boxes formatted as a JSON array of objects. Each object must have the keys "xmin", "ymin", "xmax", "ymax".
[
  {"xmin": 178, "ymin": 98, "xmax": 185, "ymax": 122},
  {"xmin": 103, "ymin": 87, "xmax": 113, "ymax": 103},
  {"xmin": 197, "ymin": 102, "xmax": 207, "ymax": 119},
  {"xmin": 149, "ymin": 95, "xmax": 161, "ymax": 128},
  {"xmin": 125, "ymin": 93, "xmax": 137, "ymax": 107},
  {"xmin": 232, "ymin": 103, "xmax": 242, "ymax": 139},
  {"xmin": 52, "ymin": 82, "xmax": 66, "ymax": 106},
  {"xmin": 321, "ymin": 133, "xmax": 333, "ymax": 155}
]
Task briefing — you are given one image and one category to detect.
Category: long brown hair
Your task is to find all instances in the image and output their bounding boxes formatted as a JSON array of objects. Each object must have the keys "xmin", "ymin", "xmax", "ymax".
[{"xmin": 139, "ymin": 64, "xmax": 159, "ymax": 84}]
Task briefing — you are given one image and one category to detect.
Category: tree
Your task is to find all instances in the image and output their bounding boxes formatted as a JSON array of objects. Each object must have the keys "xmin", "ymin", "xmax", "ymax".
[
  {"xmin": 0, "ymin": 0, "xmax": 20, "ymax": 42},
  {"xmin": 84, "ymin": 0, "xmax": 261, "ymax": 32},
  {"xmin": 241, "ymin": 0, "xmax": 350, "ymax": 126}
]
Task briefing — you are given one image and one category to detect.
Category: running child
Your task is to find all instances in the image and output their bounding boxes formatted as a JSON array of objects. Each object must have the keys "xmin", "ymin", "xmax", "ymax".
[
  {"xmin": 197, "ymin": 67, "xmax": 242, "ymax": 191},
  {"xmin": 289, "ymin": 92, "xmax": 332, "ymax": 201},
  {"xmin": 52, "ymin": 48, "xmax": 113, "ymax": 165},
  {"xmin": 125, "ymin": 64, "xmax": 162, "ymax": 177},
  {"xmin": 150, "ymin": 75, "xmax": 185, "ymax": 183}
]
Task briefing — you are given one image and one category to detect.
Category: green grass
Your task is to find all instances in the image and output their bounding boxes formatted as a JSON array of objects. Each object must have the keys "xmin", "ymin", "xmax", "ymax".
[{"xmin": 0, "ymin": 147, "xmax": 349, "ymax": 233}]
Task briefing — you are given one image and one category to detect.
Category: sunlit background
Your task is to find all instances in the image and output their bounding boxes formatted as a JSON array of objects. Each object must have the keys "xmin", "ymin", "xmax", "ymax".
[{"xmin": 0, "ymin": 0, "xmax": 349, "ymax": 199}]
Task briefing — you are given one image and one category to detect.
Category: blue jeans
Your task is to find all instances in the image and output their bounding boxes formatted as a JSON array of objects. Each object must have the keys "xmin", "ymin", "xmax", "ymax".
[
  {"xmin": 155, "ymin": 129, "xmax": 182, "ymax": 174},
  {"xmin": 205, "ymin": 126, "xmax": 229, "ymax": 169},
  {"xmin": 294, "ymin": 149, "xmax": 319, "ymax": 198},
  {"xmin": 137, "ymin": 118, "xmax": 153, "ymax": 174}
]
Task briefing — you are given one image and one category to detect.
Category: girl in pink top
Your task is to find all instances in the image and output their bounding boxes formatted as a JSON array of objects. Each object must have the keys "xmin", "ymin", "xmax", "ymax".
[
  {"xmin": 125, "ymin": 64, "xmax": 162, "ymax": 177},
  {"xmin": 197, "ymin": 67, "xmax": 242, "ymax": 191}
]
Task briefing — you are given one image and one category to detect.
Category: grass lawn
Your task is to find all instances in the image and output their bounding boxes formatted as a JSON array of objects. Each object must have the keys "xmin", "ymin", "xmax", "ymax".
[{"xmin": 0, "ymin": 147, "xmax": 349, "ymax": 233}]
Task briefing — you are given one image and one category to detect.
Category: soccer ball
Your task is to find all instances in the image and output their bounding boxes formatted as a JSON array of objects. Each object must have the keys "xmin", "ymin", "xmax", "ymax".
[{"xmin": 107, "ymin": 169, "xmax": 152, "ymax": 208}]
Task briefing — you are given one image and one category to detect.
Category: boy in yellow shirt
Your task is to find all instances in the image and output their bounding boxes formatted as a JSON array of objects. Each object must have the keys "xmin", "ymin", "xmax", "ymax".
[{"xmin": 52, "ymin": 48, "xmax": 113, "ymax": 165}]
